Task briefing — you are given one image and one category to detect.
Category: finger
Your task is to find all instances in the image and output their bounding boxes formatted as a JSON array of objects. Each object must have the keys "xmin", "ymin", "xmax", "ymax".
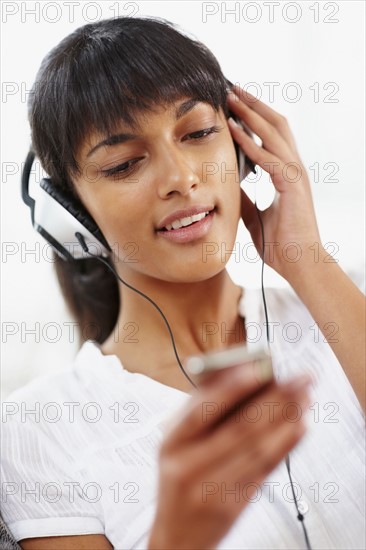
[
  {"xmin": 228, "ymin": 95, "xmax": 294, "ymax": 163},
  {"xmin": 203, "ymin": 408, "xmax": 307, "ymax": 507},
  {"xmin": 228, "ymin": 120, "xmax": 297, "ymax": 192},
  {"xmin": 231, "ymin": 85, "xmax": 299, "ymax": 153},
  {"xmin": 161, "ymin": 361, "xmax": 274, "ymax": 448},
  {"xmin": 183, "ymin": 377, "xmax": 311, "ymax": 477},
  {"xmin": 173, "ymin": 380, "xmax": 310, "ymax": 488},
  {"xmin": 193, "ymin": 376, "xmax": 311, "ymax": 470}
]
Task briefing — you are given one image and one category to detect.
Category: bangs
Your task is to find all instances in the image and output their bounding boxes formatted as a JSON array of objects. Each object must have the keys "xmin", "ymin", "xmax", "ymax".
[{"xmin": 29, "ymin": 16, "xmax": 230, "ymax": 190}]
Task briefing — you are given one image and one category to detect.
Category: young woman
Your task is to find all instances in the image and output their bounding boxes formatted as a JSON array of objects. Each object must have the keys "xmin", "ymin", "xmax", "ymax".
[{"xmin": 1, "ymin": 16, "xmax": 365, "ymax": 550}]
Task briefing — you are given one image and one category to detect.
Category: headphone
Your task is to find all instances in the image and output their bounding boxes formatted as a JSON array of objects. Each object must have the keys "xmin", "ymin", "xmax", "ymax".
[{"xmin": 21, "ymin": 80, "xmax": 257, "ymax": 262}]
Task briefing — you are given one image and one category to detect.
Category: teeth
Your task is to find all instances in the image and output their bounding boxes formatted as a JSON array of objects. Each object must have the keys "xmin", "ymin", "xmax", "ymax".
[{"xmin": 165, "ymin": 211, "xmax": 210, "ymax": 231}]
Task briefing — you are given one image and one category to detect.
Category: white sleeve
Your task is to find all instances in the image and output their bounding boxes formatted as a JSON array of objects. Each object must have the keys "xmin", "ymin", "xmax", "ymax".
[{"xmin": 0, "ymin": 389, "xmax": 105, "ymax": 543}]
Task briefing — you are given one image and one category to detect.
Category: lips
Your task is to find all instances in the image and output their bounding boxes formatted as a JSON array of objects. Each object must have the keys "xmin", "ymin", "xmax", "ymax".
[
  {"xmin": 156, "ymin": 205, "xmax": 215, "ymax": 232},
  {"xmin": 156, "ymin": 208, "xmax": 216, "ymax": 243}
]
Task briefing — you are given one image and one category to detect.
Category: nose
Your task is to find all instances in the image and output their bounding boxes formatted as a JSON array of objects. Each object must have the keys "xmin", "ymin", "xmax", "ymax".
[{"xmin": 155, "ymin": 143, "xmax": 201, "ymax": 199}]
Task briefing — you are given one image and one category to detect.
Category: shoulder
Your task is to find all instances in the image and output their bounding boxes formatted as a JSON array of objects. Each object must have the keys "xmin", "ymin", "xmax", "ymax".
[
  {"xmin": 4, "ymin": 341, "xmax": 93, "ymax": 402},
  {"xmin": 239, "ymin": 282, "xmax": 313, "ymax": 346},
  {"xmin": 253, "ymin": 262, "xmax": 365, "ymax": 327},
  {"xmin": 241, "ymin": 266, "xmax": 365, "ymax": 417},
  {"xmin": 0, "ymin": 341, "xmax": 110, "ymax": 542},
  {"xmin": 1, "ymin": 341, "xmax": 107, "ymax": 472},
  {"xmin": 3, "ymin": 339, "xmax": 122, "ymax": 409}
]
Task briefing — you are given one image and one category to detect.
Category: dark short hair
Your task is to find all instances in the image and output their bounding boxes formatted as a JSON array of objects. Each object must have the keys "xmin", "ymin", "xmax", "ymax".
[
  {"xmin": 28, "ymin": 16, "xmax": 232, "ymax": 345},
  {"xmin": 29, "ymin": 16, "xmax": 230, "ymax": 196}
]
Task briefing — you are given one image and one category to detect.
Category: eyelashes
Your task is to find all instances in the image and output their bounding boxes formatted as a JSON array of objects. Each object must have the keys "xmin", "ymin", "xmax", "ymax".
[
  {"xmin": 102, "ymin": 157, "xmax": 142, "ymax": 179},
  {"xmin": 182, "ymin": 125, "xmax": 222, "ymax": 142},
  {"xmin": 101, "ymin": 125, "xmax": 223, "ymax": 180}
]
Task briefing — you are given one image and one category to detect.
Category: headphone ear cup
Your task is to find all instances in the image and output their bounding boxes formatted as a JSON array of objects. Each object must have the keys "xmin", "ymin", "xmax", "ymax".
[
  {"xmin": 36, "ymin": 178, "xmax": 111, "ymax": 260},
  {"xmin": 39, "ymin": 179, "xmax": 109, "ymax": 248},
  {"xmin": 21, "ymin": 150, "xmax": 111, "ymax": 260},
  {"xmin": 227, "ymin": 110, "xmax": 256, "ymax": 180}
]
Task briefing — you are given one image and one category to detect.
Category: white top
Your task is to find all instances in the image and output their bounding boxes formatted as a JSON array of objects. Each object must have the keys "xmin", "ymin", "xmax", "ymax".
[{"xmin": 1, "ymin": 281, "xmax": 365, "ymax": 549}]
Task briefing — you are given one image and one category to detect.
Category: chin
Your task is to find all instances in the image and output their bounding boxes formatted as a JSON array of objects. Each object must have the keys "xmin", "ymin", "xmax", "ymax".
[{"xmin": 156, "ymin": 256, "xmax": 229, "ymax": 284}]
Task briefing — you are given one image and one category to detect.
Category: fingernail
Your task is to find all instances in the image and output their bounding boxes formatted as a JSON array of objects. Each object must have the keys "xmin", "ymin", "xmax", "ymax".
[
  {"xmin": 229, "ymin": 359, "xmax": 272, "ymax": 386},
  {"xmin": 228, "ymin": 116, "xmax": 239, "ymax": 127},
  {"xmin": 228, "ymin": 90, "xmax": 240, "ymax": 101}
]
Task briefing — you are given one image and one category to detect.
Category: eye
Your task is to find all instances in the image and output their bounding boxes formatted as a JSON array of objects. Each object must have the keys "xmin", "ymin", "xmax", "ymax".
[
  {"xmin": 101, "ymin": 125, "xmax": 223, "ymax": 180},
  {"xmin": 101, "ymin": 158, "xmax": 142, "ymax": 179},
  {"xmin": 183, "ymin": 125, "xmax": 222, "ymax": 141}
]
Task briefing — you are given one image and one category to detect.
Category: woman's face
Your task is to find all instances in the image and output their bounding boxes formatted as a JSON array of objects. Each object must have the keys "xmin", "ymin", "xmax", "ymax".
[{"xmin": 73, "ymin": 96, "xmax": 241, "ymax": 283}]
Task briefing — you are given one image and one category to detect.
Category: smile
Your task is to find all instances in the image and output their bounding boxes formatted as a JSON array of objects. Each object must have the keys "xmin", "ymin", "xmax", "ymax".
[
  {"xmin": 156, "ymin": 208, "xmax": 217, "ymax": 243},
  {"xmin": 162, "ymin": 211, "xmax": 211, "ymax": 231}
]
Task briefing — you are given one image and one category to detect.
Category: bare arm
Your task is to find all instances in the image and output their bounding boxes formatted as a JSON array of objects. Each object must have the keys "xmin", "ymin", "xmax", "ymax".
[
  {"xmin": 227, "ymin": 85, "xmax": 365, "ymax": 414},
  {"xmin": 19, "ymin": 534, "xmax": 113, "ymax": 549}
]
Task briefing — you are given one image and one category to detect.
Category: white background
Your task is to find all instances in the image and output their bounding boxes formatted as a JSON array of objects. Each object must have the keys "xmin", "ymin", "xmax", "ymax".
[{"xmin": 1, "ymin": 1, "xmax": 365, "ymax": 397}]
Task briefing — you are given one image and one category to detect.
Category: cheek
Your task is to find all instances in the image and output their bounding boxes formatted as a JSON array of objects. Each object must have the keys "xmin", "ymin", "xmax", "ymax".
[
  {"xmin": 98, "ymin": 194, "xmax": 149, "ymax": 245},
  {"xmin": 75, "ymin": 184, "xmax": 150, "ymax": 251},
  {"xmin": 216, "ymin": 142, "xmax": 241, "ymax": 219},
  {"xmin": 212, "ymin": 128, "xmax": 241, "ymax": 185}
]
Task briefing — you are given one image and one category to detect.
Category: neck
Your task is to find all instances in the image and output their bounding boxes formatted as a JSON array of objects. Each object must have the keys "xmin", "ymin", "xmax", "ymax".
[{"xmin": 100, "ymin": 269, "xmax": 245, "ymax": 390}]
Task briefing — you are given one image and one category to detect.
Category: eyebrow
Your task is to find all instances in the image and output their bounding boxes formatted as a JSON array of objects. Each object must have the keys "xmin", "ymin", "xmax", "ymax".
[{"xmin": 87, "ymin": 98, "xmax": 205, "ymax": 158}]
